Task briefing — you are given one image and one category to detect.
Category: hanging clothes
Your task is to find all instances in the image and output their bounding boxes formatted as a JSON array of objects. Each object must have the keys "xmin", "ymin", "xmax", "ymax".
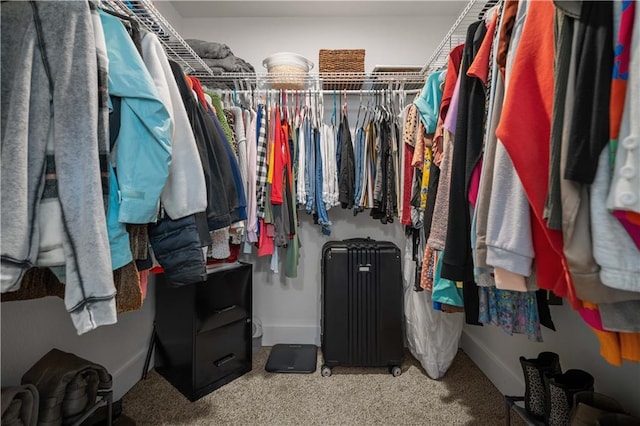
[
  {"xmin": 338, "ymin": 111, "xmax": 356, "ymax": 209},
  {"xmin": 558, "ymin": 5, "xmax": 640, "ymax": 305},
  {"xmin": 367, "ymin": 105, "xmax": 400, "ymax": 225},
  {"xmin": 354, "ymin": 127, "xmax": 366, "ymax": 210},
  {"xmin": 191, "ymin": 78, "xmax": 247, "ymax": 223},
  {"xmin": 485, "ymin": 3, "xmax": 535, "ymax": 292},
  {"xmin": 564, "ymin": 1, "xmax": 614, "ymax": 184},
  {"xmin": 102, "ymin": 10, "xmax": 173, "ymax": 224},
  {"xmin": 401, "ymin": 104, "xmax": 419, "ymax": 225},
  {"xmin": 246, "ymin": 110, "xmax": 259, "ymax": 243},
  {"xmin": 607, "ymin": 0, "xmax": 640, "ymax": 247},
  {"xmin": 496, "ymin": 0, "xmax": 578, "ymax": 308},
  {"xmin": 303, "ymin": 113, "xmax": 316, "ymax": 214},
  {"xmin": 170, "ymin": 61, "xmax": 232, "ymax": 230},
  {"xmin": 478, "ymin": 286, "xmax": 543, "ymax": 342},
  {"xmin": 140, "ymin": 31, "xmax": 207, "ymax": 221},
  {"xmin": 1, "ymin": 1, "xmax": 118, "ymax": 334},
  {"xmin": 440, "ymin": 19, "xmax": 486, "ymax": 284},
  {"xmin": 405, "ymin": 0, "xmax": 640, "ymax": 364},
  {"xmin": 315, "ymin": 126, "xmax": 331, "ymax": 235}
]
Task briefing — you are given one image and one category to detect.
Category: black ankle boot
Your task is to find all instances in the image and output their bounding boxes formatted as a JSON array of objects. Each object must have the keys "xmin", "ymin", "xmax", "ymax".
[
  {"xmin": 546, "ymin": 369, "xmax": 595, "ymax": 426},
  {"xmin": 519, "ymin": 352, "xmax": 562, "ymax": 420}
]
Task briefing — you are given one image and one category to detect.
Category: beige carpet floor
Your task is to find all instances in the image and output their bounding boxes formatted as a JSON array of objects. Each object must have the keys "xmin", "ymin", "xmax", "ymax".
[{"xmin": 122, "ymin": 348, "xmax": 526, "ymax": 425}]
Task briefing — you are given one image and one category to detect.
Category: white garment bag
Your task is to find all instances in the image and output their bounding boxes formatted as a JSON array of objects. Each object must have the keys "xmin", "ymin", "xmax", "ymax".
[{"xmin": 403, "ymin": 238, "xmax": 464, "ymax": 379}]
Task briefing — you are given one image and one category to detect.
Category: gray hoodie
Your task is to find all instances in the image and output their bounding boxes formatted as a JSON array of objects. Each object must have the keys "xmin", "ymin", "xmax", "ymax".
[
  {"xmin": 1, "ymin": 1, "xmax": 116, "ymax": 334},
  {"xmin": 484, "ymin": 0, "xmax": 535, "ymax": 291}
]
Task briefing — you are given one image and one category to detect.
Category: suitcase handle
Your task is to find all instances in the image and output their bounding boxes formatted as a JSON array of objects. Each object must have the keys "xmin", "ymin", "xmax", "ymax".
[{"xmin": 344, "ymin": 237, "xmax": 377, "ymax": 250}]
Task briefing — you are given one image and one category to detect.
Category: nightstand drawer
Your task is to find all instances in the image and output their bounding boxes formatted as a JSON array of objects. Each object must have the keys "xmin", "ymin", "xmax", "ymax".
[
  {"xmin": 195, "ymin": 265, "xmax": 252, "ymax": 323},
  {"xmin": 194, "ymin": 320, "xmax": 251, "ymax": 389}
]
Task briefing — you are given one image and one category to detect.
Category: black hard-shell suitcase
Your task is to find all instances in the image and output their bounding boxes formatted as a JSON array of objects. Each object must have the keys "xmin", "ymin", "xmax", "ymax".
[{"xmin": 320, "ymin": 238, "xmax": 404, "ymax": 377}]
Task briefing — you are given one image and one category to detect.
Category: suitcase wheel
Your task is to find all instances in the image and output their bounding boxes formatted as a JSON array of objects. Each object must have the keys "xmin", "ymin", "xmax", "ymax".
[
  {"xmin": 390, "ymin": 366, "xmax": 402, "ymax": 377},
  {"xmin": 320, "ymin": 365, "xmax": 332, "ymax": 377}
]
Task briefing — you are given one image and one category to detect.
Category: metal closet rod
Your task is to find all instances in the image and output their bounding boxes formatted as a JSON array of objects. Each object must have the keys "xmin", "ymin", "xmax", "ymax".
[{"xmin": 208, "ymin": 88, "xmax": 422, "ymax": 95}]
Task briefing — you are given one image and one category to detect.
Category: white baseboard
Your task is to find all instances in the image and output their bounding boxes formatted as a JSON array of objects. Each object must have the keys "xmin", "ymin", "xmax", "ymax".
[
  {"xmin": 261, "ymin": 324, "xmax": 320, "ymax": 346},
  {"xmin": 460, "ymin": 329, "xmax": 525, "ymax": 396},
  {"xmin": 111, "ymin": 348, "xmax": 150, "ymax": 401}
]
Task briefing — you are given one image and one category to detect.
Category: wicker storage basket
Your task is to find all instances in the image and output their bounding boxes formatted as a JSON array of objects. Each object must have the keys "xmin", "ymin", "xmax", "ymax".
[
  {"xmin": 319, "ymin": 49, "xmax": 365, "ymax": 89},
  {"xmin": 319, "ymin": 49, "xmax": 365, "ymax": 73}
]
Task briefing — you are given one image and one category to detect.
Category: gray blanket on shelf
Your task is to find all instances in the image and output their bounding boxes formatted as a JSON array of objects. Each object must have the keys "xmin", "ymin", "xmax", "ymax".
[
  {"xmin": 186, "ymin": 38, "xmax": 255, "ymax": 73},
  {"xmin": 203, "ymin": 57, "xmax": 254, "ymax": 74},
  {"xmin": 1, "ymin": 385, "xmax": 39, "ymax": 426},
  {"xmin": 186, "ymin": 38, "xmax": 231, "ymax": 59}
]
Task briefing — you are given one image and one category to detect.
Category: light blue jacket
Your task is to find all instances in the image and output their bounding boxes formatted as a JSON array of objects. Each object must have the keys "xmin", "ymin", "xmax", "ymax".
[
  {"xmin": 414, "ymin": 70, "xmax": 445, "ymax": 134},
  {"xmin": 107, "ymin": 165, "xmax": 133, "ymax": 270},
  {"xmin": 100, "ymin": 10, "xmax": 172, "ymax": 226}
]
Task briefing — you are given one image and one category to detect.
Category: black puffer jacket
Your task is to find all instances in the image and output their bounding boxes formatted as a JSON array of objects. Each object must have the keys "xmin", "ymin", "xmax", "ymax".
[{"xmin": 148, "ymin": 214, "xmax": 206, "ymax": 287}]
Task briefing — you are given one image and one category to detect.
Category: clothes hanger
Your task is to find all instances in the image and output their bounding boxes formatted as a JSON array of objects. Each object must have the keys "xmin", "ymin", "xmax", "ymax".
[
  {"xmin": 342, "ymin": 89, "xmax": 348, "ymax": 117},
  {"xmin": 240, "ymin": 80, "xmax": 248, "ymax": 109},
  {"xmin": 314, "ymin": 90, "xmax": 320, "ymax": 129},
  {"xmin": 289, "ymin": 90, "xmax": 297, "ymax": 126},
  {"xmin": 100, "ymin": 0, "xmax": 133, "ymax": 21},
  {"xmin": 478, "ymin": 0, "xmax": 500, "ymax": 20},
  {"xmin": 329, "ymin": 90, "xmax": 336, "ymax": 127},
  {"xmin": 386, "ymin": 88, "xmax": 394, "ymax": 121},
  {"xmin": 380, "ymin": 91, "xmax": 388, "ymax": 121},
  {"xmin": 102, "ymin": 7, "xmax": 132, "ymax": 21},
  {"xmin": 372, "ymin": 93, "xmax": 380, "ymax": 123},
  {"xmin": 355, "ymin": 91, "xmax": 364, "ymax": 130},
  {"xmin": 484, "ymin": 2, "xmax": 501, "ymax": 24},
  {"xmin": 362, "ymin": 92, "xmax": 373, "ymax": 127},
  {"xmin": 282, "ymin": 90, "xmax": 289, "ymax": 123},
  {"xmin": 305, "ymin": 90, "xmax": 312, "ymax": 128},
  {"xmin": 378, "ymin": 92, "xmax": 388, "ymax": 122},
  {"xmin": 249, "ymin": 84, "xmax": 255, "ymax": 111},
  {"xmin": 316, "ymin": 89, "xmax": 324, "ymax": 127},
  {"xmin": 383, "ymin": 91, "xmax": 391, "ymax": 121},
  {"xmin": 398, "ymin": 82, "xmax": 406, "ymax": 113},
  {"xmin": 294, "ymin": 90, "xmax": 300, "ymax": 127},
  {"xmin": 100, "ymin": 3, "xmax": 137, "ymax": 35}
]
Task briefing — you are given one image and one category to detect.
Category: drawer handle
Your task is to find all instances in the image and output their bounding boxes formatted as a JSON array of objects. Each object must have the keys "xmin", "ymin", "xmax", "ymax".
[
  {"xmin": 214, "ymin": 353, "xmax": 236, "ymax": 367},
  {"xmin": 215, "ymin": 305, "xmax": 237, "ymax": 314}
]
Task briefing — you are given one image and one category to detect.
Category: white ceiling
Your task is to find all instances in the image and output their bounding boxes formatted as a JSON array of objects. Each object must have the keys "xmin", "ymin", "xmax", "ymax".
[{"xmin": 169, "ymin": 1, "xmax": 467, "ymax": 18}]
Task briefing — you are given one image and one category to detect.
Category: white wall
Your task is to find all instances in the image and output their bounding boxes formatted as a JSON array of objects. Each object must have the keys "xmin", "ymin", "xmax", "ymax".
[
  {"xmin": 461, "ymin": 304, "xmax": 640, "ymax": 416},
  {"xmin": 174, "ymin": 16, "xmax": 453, "ymax": 72},
  {"xmin": 154, "ymin": 0, "xmax": 184, "ymax": 33},
  {"xmin": 247, "ymin": 208, "xmax": 407, "ymax": 346},
  {"xmin": 1, "ymin": 282, "xmax": 156, "ymax": 401}
]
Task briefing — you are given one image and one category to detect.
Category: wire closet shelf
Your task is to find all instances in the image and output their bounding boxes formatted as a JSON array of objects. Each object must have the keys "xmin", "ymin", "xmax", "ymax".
[
  {"xmin": 102, "ymin": 0, "xmax": 490, "ymax": 92},
  {"xmin": 190, "ymin": 72, "xmax": 429, "ymax": 92},
  {"xmin": 421, "ymin": 0, "xmax": 497, "ymax": 74}
]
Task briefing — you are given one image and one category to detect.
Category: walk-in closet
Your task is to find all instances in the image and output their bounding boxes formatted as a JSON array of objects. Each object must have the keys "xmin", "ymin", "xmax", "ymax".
[{"xmin": 2, "ymin": 1, "xmax": 639, "ymax": 425}]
